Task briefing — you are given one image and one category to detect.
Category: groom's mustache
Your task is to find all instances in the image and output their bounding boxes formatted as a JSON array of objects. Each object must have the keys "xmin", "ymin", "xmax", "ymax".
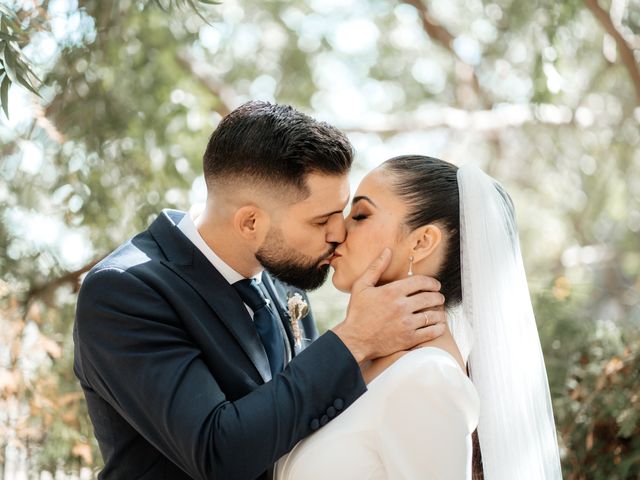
[{"xmin": 317, "ymin": 244, "xmax": 338, "ymax": 263}]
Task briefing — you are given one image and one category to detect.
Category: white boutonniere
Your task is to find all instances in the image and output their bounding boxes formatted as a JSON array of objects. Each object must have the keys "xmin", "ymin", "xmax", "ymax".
[{"xmin": 287, "ymin": 292, "xmax": 308, "ymax": 348}]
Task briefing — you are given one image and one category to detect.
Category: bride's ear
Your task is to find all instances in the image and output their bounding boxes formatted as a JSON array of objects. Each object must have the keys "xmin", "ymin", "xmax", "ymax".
[{"xmin": 409, "ymin": 224, "xmax": 442, "ymax": 263}]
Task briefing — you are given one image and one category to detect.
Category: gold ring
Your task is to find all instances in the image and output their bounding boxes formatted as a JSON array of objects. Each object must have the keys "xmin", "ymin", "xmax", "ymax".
[{"xmin": 422, "ymin": 311, "xmax": 429, "ymax": 327}]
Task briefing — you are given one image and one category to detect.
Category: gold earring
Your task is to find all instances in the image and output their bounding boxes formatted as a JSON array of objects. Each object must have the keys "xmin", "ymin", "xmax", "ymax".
[{"xmin": 408, "ymin": 256, "xmax": 414, "ymax": 276}]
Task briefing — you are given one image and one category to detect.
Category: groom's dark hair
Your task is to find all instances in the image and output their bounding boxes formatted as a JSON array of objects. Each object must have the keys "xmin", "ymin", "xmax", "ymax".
[
  {"xmin": 383, "ymin": 155, "xmax": 463, "ymax": 308},
  {"xmin": 203, "ymin": 101, "xmax": 353, "ymax": 196}
]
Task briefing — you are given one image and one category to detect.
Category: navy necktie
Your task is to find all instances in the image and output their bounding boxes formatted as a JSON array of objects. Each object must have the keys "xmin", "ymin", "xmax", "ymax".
[{"xmin": 233, "ymin": 279, "xmax": 285, "ymax": 376}]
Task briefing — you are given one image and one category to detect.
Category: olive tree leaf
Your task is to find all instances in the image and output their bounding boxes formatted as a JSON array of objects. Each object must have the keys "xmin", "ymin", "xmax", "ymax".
[
  {"xmin": 0, "ymin": 7, "xmax": 41, "ymax": 116},
  {"xmin": 0, "ymin": 73, "xmax": 10, "ymax": 118}
]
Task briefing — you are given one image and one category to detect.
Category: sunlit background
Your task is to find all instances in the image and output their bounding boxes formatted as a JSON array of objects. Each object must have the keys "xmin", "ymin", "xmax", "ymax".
[{"xmin": 1, "ymin": 0, "xmax": 639, "ymax": 478}]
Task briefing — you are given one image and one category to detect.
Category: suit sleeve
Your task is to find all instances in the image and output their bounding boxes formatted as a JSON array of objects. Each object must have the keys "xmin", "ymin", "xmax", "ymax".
[
  {"xmin": 376, "ymin": 351, "xmax": 479, "ymax": 479},
  {"xmin": 74, "ymin": 267, "xmax": 367, "ymax": 480}
]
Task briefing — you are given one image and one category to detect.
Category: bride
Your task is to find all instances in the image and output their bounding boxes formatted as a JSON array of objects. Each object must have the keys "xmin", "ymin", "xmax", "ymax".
[{"xmin": 275, "ymin": 156, "xmax": 563, "ymax": 479}]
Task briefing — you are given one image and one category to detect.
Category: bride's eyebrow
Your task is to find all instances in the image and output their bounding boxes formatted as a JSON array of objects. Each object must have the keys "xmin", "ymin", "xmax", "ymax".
[{"xmin": 352, "ymin": 196, "xmax": 377, "ymax": 208}]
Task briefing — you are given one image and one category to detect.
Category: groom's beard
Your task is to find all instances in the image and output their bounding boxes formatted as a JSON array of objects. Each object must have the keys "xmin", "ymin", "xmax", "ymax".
[{"xmin": 256, "ymin": 226, "xmax": 334, "ymax": 291}]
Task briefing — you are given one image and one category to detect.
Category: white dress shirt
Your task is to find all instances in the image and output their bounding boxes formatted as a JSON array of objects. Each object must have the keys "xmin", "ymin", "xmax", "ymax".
[
  {"xmin": 176, "ymin": 213, "xmax": 263, "ymax": 317},
  {"xmin": 177, "ymin": 211, "xmax": 292, "ymax": 365}
]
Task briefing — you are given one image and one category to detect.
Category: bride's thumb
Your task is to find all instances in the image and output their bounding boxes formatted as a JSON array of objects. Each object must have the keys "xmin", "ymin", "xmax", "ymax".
[{"xmin": 354, "ymin": 248, "xmax": 391, "ymax": 290}]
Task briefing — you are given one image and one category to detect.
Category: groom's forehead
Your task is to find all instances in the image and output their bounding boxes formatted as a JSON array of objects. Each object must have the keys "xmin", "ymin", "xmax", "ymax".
[{"xmin": 292, "ymin": 173, "xmax": 350, "ymax": 213}]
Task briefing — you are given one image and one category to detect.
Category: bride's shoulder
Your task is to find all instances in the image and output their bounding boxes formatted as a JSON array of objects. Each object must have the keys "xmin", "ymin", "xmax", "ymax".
[
  {"xmin": 374, "ymin": 347, "xmax": 478, "ymax": 401},
  {"xmin": 384, "ymin": 346, "xmax": 462, "ymax": 375},
  {"xmin": 374, "ymin": 347, "xmax": 480, "ymax": 427}
]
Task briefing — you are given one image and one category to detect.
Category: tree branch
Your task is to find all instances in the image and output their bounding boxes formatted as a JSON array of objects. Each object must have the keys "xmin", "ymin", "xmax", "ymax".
[
  {"xmin": 32, "ymin": 98, "xmax": 65, "ymax": 144},
  {"xmin": 401, "ymin": 0, "xmax": 454, "ymax": 48},
  {"xmin": 584, "ymin": 0, "xmax": 640, "ymax": 104},
  {"xmin": 340, "ymin": 104, "xmax": 573, "ymax": 134},
  {"xmin": 175, "ymin": 51, "xmax": 236, "ymax": 117},
  {"xmin": 25, "ymin": 256, "xmax": 104, "ymax": 308},
  {"xmin": 400, "ymin": 0, "xmax": 488, "ymax": 107}
]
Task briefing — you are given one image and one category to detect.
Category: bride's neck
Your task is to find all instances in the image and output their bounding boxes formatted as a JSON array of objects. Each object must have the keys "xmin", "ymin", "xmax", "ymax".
[{"xmin": 360, "ymin": 326, "xmax": 465, "ymax": 384}]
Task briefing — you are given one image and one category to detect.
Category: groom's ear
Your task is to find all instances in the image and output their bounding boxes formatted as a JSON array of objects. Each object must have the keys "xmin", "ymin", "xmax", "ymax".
[
  {"xmin": 233, "ymin": 205, "xmax": 269, "ymax": 242},
  {"xmin": 410, "ymin": 224, "xmax": 442, "ymax": 263}
]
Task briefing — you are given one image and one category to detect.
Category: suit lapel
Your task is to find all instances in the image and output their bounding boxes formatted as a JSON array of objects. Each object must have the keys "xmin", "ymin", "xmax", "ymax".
[{"xmin": 149, "ymin": 210, "xmax": 272, "ymax": 383}]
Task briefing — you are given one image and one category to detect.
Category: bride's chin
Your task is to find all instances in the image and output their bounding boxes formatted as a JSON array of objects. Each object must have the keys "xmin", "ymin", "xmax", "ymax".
[{"xmin": 331, "ymin": 270, "xmax": 352, "ymax": 293}]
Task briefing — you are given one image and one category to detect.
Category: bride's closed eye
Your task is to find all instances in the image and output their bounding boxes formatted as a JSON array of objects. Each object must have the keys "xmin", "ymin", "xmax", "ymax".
[{"xmin": 351, "ymin": 214, "xmax": 368, "ymax": 221}]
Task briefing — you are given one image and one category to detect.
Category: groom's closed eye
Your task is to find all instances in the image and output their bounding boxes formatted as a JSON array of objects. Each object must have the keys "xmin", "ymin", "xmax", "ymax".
[
  {"xmin": 312, "ymin": 210, "xmax": 344, "ymax": 227},
  {"xmin": 309, "ymin": 214, "xmax": 330, "ymax": 227}
]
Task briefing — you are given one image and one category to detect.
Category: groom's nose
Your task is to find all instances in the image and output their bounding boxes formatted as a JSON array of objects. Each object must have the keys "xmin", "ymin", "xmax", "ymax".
[{"xmin": 325, "ymin": 214, "xmax": 346, "ymax": 244}]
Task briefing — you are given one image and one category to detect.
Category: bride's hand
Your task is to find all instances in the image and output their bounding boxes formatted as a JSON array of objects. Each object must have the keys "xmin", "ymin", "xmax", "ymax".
[{"xmin": 332, "ymin": 248, "xmax": 446, "ymax": 364}]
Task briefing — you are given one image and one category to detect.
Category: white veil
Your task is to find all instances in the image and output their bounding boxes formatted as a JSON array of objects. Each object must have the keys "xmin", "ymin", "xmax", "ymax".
[{"xmin": 456, "ymin": 165, "xmax": 563, "ymax": 479}]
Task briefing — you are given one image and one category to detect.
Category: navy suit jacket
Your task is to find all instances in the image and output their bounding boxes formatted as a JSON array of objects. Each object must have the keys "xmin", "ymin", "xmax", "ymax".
[{"xmin": 73, "ymin": 210, "xmax": 367, "ymax": 479}]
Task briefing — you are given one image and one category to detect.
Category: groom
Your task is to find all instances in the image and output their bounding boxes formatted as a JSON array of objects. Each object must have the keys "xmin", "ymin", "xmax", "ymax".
[{"xmin": 73, "ymin": 101, "xmax": 446, "ymax": 480}]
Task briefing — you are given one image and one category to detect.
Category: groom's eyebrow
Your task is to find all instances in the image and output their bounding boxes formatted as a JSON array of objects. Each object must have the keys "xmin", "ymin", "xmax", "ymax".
[
  {"xmin": 352, "ymin": 196, "xmax": 377, "ymax": 207},
  {"xmin": 312, "ymin": 208, "xmax": 345, "ymax": 220}
]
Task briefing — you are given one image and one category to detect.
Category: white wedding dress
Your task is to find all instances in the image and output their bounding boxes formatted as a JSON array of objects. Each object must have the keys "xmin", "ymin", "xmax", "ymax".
[
  {"xmin": 275, "ymin": 347, "xmax": 480, "ymax": 480},
  {"xmin": 275, "ymin": 165, "xmax": 565, "ymax": 480}
]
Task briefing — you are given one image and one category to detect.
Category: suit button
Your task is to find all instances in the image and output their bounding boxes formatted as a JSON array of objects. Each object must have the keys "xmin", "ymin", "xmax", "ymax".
[
  {"xmin": 320, "ymin": 415, "xmax": 329, "ymax": 426},
  {"xmin": 310, "ymin": 419, "xmax": 320, "ymax": 431},
  {"xmin": 333, "ymin": 398, "xmax": 344, "ymax": 410},
  {"xmin": 326, "ymin": 406, "xmax": 336, "ymax": 418}
]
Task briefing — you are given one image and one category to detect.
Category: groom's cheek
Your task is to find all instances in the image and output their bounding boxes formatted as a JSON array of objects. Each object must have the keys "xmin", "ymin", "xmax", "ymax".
[{"xmin": 290, "ymin": 225, "xmax": 324, "ymax": 256}]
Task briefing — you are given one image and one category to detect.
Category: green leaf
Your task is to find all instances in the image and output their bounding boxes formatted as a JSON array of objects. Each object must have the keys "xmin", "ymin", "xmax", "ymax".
[
  {"xmin": 15, "ymin": 73, "xmax": 39, "ymax": 96},
  {"xmin": 0, "ymin": 73, "xmax": 10, "ymax": 118},
  {"xmin": 148, "ymin": 0, "xmax": 218, "ymax": 22},
  {"xmin": 0, "ymin": 5, "xmax": 20, "ymax": 23},
  {"xmin": 2, "ymin": 44, "xmax": 18, "ymax": 82},
  {"xmin": 0, "ymin": 33, "xmax": 40, "ymax": 96},
  {"xmin": 0, "ymin": 31, "xmax": 18, "ymax": 42}
]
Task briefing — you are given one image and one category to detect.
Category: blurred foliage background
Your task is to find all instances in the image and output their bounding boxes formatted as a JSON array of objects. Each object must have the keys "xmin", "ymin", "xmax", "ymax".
[{"xmin": 1, "ymin": 0, "xmax": 639, "ymax": 478}]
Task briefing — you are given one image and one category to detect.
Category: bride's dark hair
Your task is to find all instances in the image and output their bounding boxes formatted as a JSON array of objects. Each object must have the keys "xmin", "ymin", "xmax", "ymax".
[
  {"xmin": 383, "ymin": 155, "xmax": 462, "ymax": 307},
  {"xmin": 383, "ymin": 155, "xmax": 484, "ymax": 479}
]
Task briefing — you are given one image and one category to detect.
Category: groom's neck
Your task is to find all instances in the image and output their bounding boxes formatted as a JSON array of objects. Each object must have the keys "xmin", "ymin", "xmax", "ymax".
[{"xmin": 194, "ymin": 208, "xmax": 263, "ymax": 279}]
